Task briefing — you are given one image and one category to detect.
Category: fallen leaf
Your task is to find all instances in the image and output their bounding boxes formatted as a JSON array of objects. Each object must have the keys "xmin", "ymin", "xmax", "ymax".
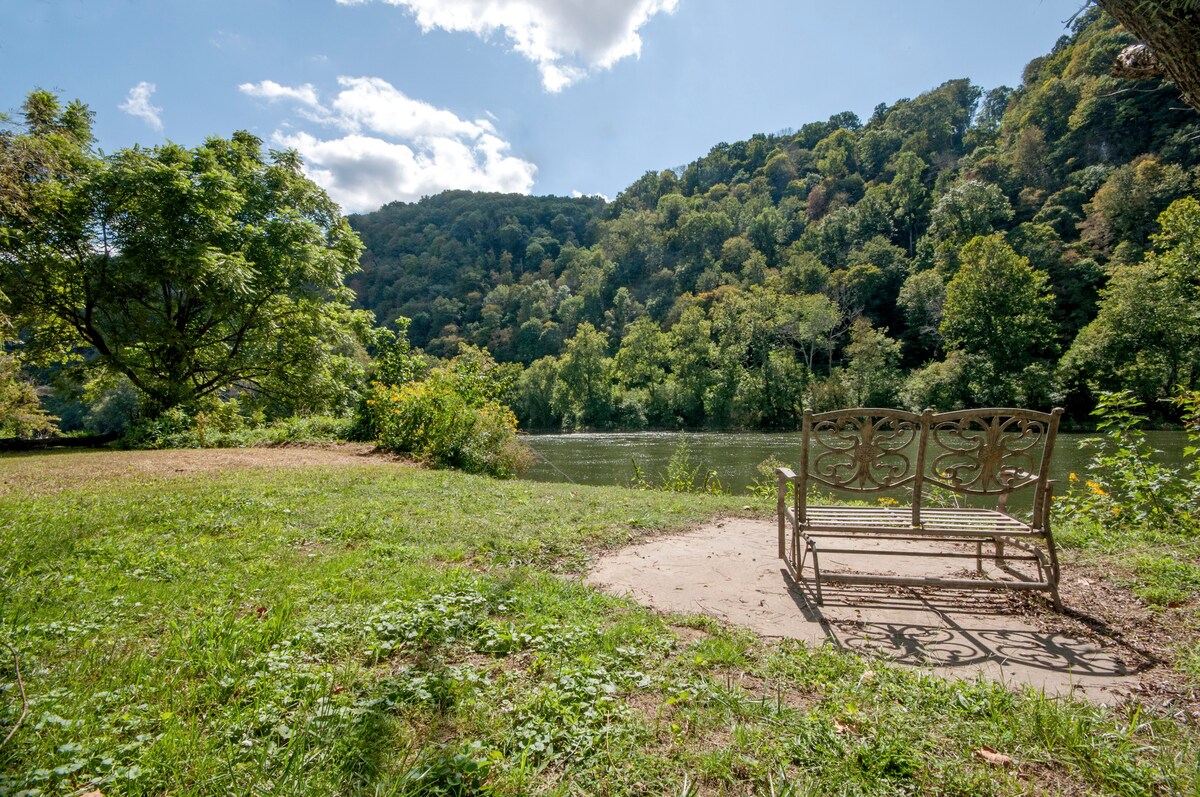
[
  {"xmin": 833, "ymin": 718, "xmax": 862, "ymax": 735},
  {"xmin": 974, "ymin": 746, "xmax": 1013, "ymax": 767}
]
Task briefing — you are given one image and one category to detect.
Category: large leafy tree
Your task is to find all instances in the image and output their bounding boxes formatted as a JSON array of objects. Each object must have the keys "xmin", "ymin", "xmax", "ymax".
[
  {"xmin": 0, "ymin": 299, "xmax": 55, "ymax": 436},
  {"xmin": 1062, "ymin": 196, "xmax": 1200, "ymax": 403},
  {"xmin": 1, "ymin": 92, "xmax": 94, "ymax": 434},
  {"xmin": 926, "ymin": 180, "xmax": 1013, "ymax": 275},
  {"xmin": 551, "ymin": 322, "xmax": 611, "ymax": 429},
  {"xmin": 1, "ymin": 91, "xmax": 370, "ymax": 415},
  {"xmin": 940, "ymin": 234, "xmax": 1055, "ymax": 374}
]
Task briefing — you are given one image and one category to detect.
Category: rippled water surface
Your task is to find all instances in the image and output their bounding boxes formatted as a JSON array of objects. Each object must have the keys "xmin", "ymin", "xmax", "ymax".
[{"xmin": 523, "ymin": 430, "xmax": 1189, "ymax": 499}]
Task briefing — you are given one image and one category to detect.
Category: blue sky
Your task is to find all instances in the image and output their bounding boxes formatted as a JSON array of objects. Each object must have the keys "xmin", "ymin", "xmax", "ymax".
[{"xmin": 4, "ymin": 0, "xmax": 1084, "ymax": 213}]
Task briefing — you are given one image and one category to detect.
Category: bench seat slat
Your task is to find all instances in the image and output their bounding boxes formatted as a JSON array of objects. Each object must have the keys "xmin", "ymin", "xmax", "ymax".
[{"xmin": 789, "ymin": 506, "xmax": 1036, "ymax": 537}]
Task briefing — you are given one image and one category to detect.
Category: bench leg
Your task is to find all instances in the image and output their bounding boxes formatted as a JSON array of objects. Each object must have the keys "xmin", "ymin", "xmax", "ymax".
[
  {"xmin": 975, "ymin": 541, "xmax": 984, "ymax": 575},
  {"xmin": 777, "ymin": 501, "xmax": 786, "ymax": 562},
  {"xmin": 1030, "ymin": 546, "xmax": 1062, "ymax": 611},
  {"xmin": 800, "ymin": 532, "xmax": 823, "ymax": 606},
  {"xmin": 1042, "ymin": 529, "xmax": 1061, "ymax": 587}
]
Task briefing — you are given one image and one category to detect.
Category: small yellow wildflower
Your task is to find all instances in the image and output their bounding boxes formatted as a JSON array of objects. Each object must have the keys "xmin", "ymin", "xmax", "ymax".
[
  {"xmin": 1086, "ymin": 480, "xmax": 1107, "ymax": 497},
  {"xmin": 1068, "ymin": 472, "xmax": 1079, "ymax": 482}
]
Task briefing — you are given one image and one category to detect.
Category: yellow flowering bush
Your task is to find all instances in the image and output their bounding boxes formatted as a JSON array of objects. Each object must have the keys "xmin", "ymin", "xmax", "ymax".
[{"xmin": 1056, "ymin": 390, "xmax": 1198, "ymax": 530}]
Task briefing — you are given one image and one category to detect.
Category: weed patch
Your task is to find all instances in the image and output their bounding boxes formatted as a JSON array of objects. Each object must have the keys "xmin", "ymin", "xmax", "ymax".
[{"xmin": 0, "ymin": 455, "xmax": 1197, "ymax": 794}]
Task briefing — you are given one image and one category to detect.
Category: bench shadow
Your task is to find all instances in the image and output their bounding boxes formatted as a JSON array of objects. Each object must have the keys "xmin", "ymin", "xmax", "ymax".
[{"xmin": 779, "ymin": 573, "xmax": 1155, "ymax": 677}]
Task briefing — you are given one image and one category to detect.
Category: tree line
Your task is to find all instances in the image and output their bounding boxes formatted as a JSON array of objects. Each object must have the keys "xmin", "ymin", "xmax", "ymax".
[
  {"xmin": 351, "ymin": 7, "xmax": 1199, "ymax": 429},
  {"xmin": 2, "ymin": 7, "xmax": 1198, "ymax": 440}
]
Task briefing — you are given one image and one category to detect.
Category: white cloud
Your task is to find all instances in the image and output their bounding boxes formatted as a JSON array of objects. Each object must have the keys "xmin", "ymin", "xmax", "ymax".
[
  {"xmin": 247, "ymin": 77, "xmax": 536, "ymax": 212},
  {"xmin": 119, "ymin": 81, "xmax": 163, "ymax": 131},
  {"xmin": 239, "ymin": 80, "xmax": 323, "ymax": 109},
  {"xmin": 336, "ymin": 0, "xmax": 679, "ymax": 91},
  {"xmin": 572, "ymin": 189, "xmax": 610, "ymax": 202},
  {"xmin": 328, "ymin": 77, "xmax": 488, "ymax": 139}
]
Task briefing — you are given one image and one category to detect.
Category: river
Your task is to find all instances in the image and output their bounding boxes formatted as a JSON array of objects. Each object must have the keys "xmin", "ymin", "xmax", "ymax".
[{"xmin": 522, "ymin": 430, "xmax": 1190, "ymax": 496}]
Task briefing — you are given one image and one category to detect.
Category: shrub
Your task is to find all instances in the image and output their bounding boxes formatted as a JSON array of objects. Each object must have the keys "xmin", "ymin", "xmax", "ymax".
[
  {"xmin": 367, "ymin": 350, "xmax": 530, "ymax": 478},
  {"xmin": 1054, "ymin": 389, "xmax": 1200, "ymax": 604},
  {"xmin": 1056, "ymin": 390, "xmax": 1198, "ymax": 529},
  {"xmin": 123, "ymin": 402, "xmax": 355, "ymax": 449}
]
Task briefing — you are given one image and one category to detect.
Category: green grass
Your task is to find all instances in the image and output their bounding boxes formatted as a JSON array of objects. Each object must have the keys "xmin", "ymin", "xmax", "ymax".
[
  {"xmin": 1054, "ymin": 514, "xmax": 1200, "ymax": 607},
  {"xmin": 1, "ymin": 454, "xmax": 1197, "ymax": 796}
]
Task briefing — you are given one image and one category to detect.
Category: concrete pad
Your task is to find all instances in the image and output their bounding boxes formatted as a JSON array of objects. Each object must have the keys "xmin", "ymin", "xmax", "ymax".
[{"xmin": 586, "ymin": 518, "xmax": 1146, "ymax": 702}]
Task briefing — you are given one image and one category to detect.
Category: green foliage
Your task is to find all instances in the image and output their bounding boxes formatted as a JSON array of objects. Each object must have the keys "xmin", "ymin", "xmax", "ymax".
[
  {"xmin": 122, "ymin": 400, "xmax": 356, "ymax": 449},
  {"xmin": 0, "ymin": 310, "xmax": 56, "ymax": 436},
  {"xmin": 1, "ymin": 91, "xmax": 372, "ymax": 419},
  {"xmin": 940, "ymin": 234, "xmax": 1056, "ymax": 374},
  {"xmin": 1079, "ymin": 156, "xmax": 1192, "ymax": 260},
  {"xmin": 661, "ymin": 439, "xmax": 724, "ymax": 494},
  {"xmin": 373, "ymin": 317, "xmax": 429, "ymax": 387},
  {"xmin": 1055, "ymin": 389, "xmax": 1200, "ymax": 604},
  {"xmin": 927, "ymin": 180, "xmax": 1014, "ymax": 274},
  {"xmin": 551, "ymin": 322, "xmax": 612, "ymax": 429},
  {"xmin": 630, "ymin": 439, "xmax": 727, "ymax": 495},
  {"xmin": 1062, "ymin": 197, "xmax": 1200, "ymax": 404},
  {"xmin": 7, "ymin": 8, "xmax": 1192, "ymax": 435},
  {"xmin": 0, "ymin": 351, "xmax": 55, "ymax": 437},
  {"xmin": 842, "ymin": 318, "xmax": 903, "ymax": 407},
  {"xmin": 347, "ymin": 191, "xmax": 605, "ymax": 358},
  {"xmin": 368, "ymin": 349, "xmax": 530, "ymax": 478},
  {"xmin": 1063, "ymin": 391, "xmax": 1191, "ymax": 524},
  {"xmin": 399, "ymin": 743, "xmax": 496, "ymax": 796}
]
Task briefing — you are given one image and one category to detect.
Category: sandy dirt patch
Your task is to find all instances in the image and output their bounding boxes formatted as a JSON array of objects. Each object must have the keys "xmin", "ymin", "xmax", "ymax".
[
  {"xmin": 587, "ymin": 517, "xmax": 1167, "ymax": 703},
  {"xmin": 0, "ymin": 444, "xmax": 410, "ymax": 497}
]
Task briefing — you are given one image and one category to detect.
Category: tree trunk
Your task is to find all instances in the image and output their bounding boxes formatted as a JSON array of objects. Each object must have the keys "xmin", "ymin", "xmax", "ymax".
[{"xmin": 1096, "ymin": 0, "xmax": 1200, "ymax": 116}]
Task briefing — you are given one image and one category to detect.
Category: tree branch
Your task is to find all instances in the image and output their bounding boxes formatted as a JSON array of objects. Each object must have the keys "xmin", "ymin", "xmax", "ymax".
[
  {"xmin": 1096, "ymin": 0, "xmax": 1200, "ymax": 116},
  {"xmin": 1, "ymin": 641, "xmax": 28, "ymax": 751}
]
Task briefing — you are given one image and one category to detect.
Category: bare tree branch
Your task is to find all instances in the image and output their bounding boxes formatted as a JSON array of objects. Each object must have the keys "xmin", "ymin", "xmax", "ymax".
[{"xmin": 1, "ymin": 641, "xmax": 28, "ymax": 751}]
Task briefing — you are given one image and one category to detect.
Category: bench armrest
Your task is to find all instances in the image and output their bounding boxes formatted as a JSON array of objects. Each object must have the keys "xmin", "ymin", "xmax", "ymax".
[{"xmin": 776, "ymin": 468, "xmax": 797, "ymax": 559}]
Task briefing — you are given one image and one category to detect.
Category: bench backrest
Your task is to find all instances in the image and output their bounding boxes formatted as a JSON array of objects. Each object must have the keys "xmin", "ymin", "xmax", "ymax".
[{"xmin": 798, "ymin": 407, "xmax": 1063, "ymax": 528}]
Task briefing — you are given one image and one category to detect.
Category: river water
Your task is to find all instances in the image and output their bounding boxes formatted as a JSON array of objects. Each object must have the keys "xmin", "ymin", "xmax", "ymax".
[{"xmin": 522, "ymin": 430, "xmax": 1190, "ymax": 497}]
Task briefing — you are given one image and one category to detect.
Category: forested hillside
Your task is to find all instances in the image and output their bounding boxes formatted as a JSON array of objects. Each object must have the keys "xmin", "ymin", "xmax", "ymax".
[
  {"xmin": 351, "ymin": 7, "xmax": 1199, "ymax": 430},
  {"xmin": 350, "ymin": 191, "xmax": 605, "ymax": 359}
]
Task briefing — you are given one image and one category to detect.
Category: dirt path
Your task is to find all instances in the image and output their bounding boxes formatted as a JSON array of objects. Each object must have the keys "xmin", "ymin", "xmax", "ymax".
[
  {"xmin": 0, "ymin": 444, "xmax": 409, "ymax": 497},
  {"xmin": 587, "ymin": 518, "xmax": 1190, "ymax": 706}
]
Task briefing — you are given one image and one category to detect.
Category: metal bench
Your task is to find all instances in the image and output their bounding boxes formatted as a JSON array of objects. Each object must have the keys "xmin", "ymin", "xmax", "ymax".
[{"xmin": 776, "ymin": 407, "xmax": 1064, "ymax": 609}]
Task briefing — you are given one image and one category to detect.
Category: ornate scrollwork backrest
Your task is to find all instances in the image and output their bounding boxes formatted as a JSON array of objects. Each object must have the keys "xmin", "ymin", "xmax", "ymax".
[
  {"xmin": 802, "ymin": 409, "xmax": 924, "ymax": 492},
  {"xmin": 924, "ymin": 409, "xmax": 1062, "ymax": 496}
]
